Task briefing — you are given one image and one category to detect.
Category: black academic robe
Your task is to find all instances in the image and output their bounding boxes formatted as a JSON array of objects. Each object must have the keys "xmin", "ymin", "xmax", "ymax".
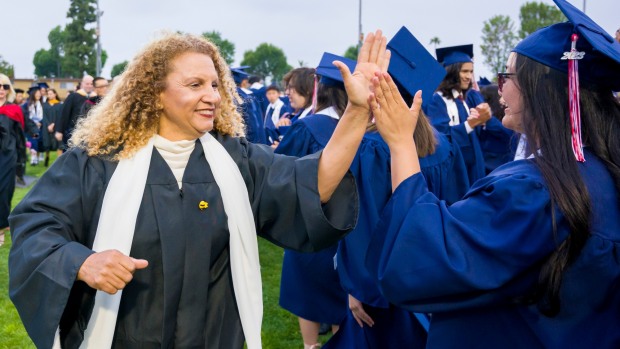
[
  {"xmin": 8, "ymin": 131, "xmax": 358, "ymax": 349},
  {"xmin": 0, "ymin": 113, "xmax": 22, "ymax": 228}
]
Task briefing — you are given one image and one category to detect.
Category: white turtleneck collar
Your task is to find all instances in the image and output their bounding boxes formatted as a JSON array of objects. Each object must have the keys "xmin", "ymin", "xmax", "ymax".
[{"xmin": 153, "ymin": 135, "xmax": 196, "ymax": 189}]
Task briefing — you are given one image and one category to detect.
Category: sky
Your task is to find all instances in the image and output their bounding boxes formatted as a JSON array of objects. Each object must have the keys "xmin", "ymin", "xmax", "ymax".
[{"xmin": 2, "ymin": 0, "xmax": 618, "ymax": 82}]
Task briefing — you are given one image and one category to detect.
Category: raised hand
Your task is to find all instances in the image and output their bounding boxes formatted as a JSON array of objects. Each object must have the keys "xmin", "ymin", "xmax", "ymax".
[
  {"xmin": 370, "ymin": 72, "xmax": 422, "ymax": 149},
  {"xmin": 77, "ymin": 249, "xmax": 149, "ymax": 294},
  {"xmin": 333, "ymin": 30, "xmax": 391, "ymax": 110}
]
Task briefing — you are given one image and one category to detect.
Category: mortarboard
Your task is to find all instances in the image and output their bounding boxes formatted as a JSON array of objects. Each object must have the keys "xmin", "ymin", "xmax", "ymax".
[
  {"xmin": 387, "ymin": 26, "xmax": 447, "ymax": 107},
  {"xmin": 14, "ymin": 88, "xmax": 24, "ymax": 94},
  {"xmin": 436, "ymin": 44, "xmax": 474, "ymax": 67},
  {"xmin": 513, "ymin": 0, "xmax": 620, "ymax": 162},
  {"xmin": 37, "ymin": 82, "xmax": 50, "ymax": 89},
  {"xmin": 315, "ymin": 52, "xmax": 356, "ymax": 87},
  {"xmin": 477, "ymin": 77, "xmax": 492, "ymax": 86},
  {"xmin": 230, "ymin": 66, "xmax": 251, "ymax": 85},
  {"xmin": 513, "ymin": 0, "xmax": 620, "ymax": 90},
  {"xmin": 27, "ymin": 83, "xmax": 40, "ymax": 95}
]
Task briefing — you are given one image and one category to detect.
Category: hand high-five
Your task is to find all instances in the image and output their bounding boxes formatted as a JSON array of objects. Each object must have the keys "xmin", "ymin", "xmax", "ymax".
[
  {"xmin": 333, "ymin": 30, "xmax": 391, "ymax": 112},
  {"xmin": 369, "ymin": 72, "xmax": 423, "ymax": 149}
]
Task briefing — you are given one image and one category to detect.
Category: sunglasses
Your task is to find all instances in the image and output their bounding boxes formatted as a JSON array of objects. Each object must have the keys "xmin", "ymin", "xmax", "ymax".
[
  {"xmin": 0, "ymin": 84, "xmax": 11, "ymax": 90},
  {"xmin": 497, "ymin": 73, "xmax": 516, "ymax": 93}
]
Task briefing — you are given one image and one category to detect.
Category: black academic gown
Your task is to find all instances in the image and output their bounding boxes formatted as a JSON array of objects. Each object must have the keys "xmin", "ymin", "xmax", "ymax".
[
  {"xmin": 8, "ymin": 131, "xmax": 358, "ymax": 349},
  {"xmin": 0, "ymin": 114, "xmax": 22, "ymax": 228}
]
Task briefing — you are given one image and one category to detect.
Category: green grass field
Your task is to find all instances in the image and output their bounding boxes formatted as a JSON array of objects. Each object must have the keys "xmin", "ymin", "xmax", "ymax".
[{"xmin": 0, "ymin": 153, "xmax": 334, "ymax": 348}]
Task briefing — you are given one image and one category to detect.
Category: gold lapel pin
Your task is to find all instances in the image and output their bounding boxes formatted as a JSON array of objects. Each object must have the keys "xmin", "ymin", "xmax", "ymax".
[{"xmin": 199, "ymin": 201, "xmax": 209, "ymax": 210}]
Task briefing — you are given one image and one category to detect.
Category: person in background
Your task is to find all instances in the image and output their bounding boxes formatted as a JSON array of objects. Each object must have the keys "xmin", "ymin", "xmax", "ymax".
[
  {"xmin": 23, "ymin": 85, "xmax": 44, "ymax": 165},
  {"xmin": 55, "ymin": 75, "xmax": 94, "ymax": 151},
  {"xmin": 14, "ymin": 88, "xmax": 25, "ymax": 106},
  {"xmin": 276, "ymin": 52, "xmax": 356, "ymax": 349},
  {"xmin": 277, "ymin": 67, "xmax": 315, "ymax": 136},
  {"xmin": 426, "ymin": 44, "xmax": 491, "ymax": 185},
  {"xmin": 249, "ymin": 75, "xmax": 268, "ymax": 117},
  {"xmin": 231, "ymin": 67, "xmax": 267, "ymax": 144},
  {"xmin": 9, "ymin": 30, "xmax": 390, "ymax": 349},
  {"xmin": 0, "ymin": 74, "xmax": 26, "ymax": 246},
  {"xmin": 263, "ymin": 84, "xmax": 292, "ymax": 146},
  {"xmin": 38, "ymin": 88, "xmax": 62, "ymax": 167},
  {"xmin": 38, "ymin": 82, "xmax": 49, "ymax": 104},
  {"xmin": 467, "ymin": 82, "xmax": 516, "ymax": 174},
  {"xmin": 366, "ymin": 1, "xmax": 620, "ymax": 347},
  {"xmin": 80, "ymin": 77, "xmax": 109, "ymax": 117}
]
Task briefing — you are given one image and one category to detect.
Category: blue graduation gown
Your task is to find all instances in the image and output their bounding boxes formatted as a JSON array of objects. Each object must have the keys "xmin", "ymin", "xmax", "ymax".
[
  {"xmin": 426, "ymin": 92, "xmax": 485, "ymax": 184},
  {"xmin": 325, "ymin": 131, "xmax": 469, "ymax": 348},
  {"xmin": 237, "ymin": 88, "xmax": 267, "ymax": 145},
  {"xmin": 366, "ymin": 150, "xmax": 620, "ymax": 349},
  {"xmin": 466, "ymin": 89, "xmax": 516, "ymax": 173},
  {"xmin": 275, "ymin": 113, "xmax": 348, "ymax": 324}
]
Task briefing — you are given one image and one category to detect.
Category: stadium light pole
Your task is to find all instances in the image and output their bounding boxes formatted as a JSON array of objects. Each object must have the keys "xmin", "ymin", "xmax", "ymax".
[
  {"xmin": 96, "ymin": 0, "xmax": 103, "ymax": 76},
  {"xmin": 358, "ymin": 0, "xmax": 363, "ymax": 53}
]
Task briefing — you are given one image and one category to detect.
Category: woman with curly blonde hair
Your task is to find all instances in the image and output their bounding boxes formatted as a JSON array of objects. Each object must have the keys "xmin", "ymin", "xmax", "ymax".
[{"xmin": 9, "ymin": 30, "xmax": 391, "ymax": 349}]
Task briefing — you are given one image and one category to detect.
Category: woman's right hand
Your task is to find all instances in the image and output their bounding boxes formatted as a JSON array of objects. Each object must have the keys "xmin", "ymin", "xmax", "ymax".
[
  {"xmin": 77, "ymin": 250, "xmax": 148, "ymax": 294},
  {"xmin": 370, "ymin": 72, "xmax": 422, "ymax": 150},
  {"xmin": 333, "ymin": 30, "xmax": 391, "ymax": 111},
  {"xmin": 276, "ymin": 118, "xmax": 291, "ymax": 127}
]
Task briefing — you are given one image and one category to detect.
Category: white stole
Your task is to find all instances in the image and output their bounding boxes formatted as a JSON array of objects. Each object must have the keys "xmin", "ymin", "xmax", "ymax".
[{"xmin": 54, "ymin": 133, "xmax": 262, "ymax": 348}]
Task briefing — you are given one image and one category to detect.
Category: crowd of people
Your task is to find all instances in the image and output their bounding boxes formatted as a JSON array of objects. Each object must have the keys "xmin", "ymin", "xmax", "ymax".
[{"xmin": 2, "ymin": 0, "xmax": 620, "ymax": 348}]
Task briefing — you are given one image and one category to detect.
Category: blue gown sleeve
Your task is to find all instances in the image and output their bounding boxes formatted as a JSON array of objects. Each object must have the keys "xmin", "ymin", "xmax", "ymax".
[
  {"xmin": 366, "ymin": 162, "xmax": 568, "ymax": 313},
  {"xmin": 274, "ymin": 120, "xmax": 323, "ymax": 157}
]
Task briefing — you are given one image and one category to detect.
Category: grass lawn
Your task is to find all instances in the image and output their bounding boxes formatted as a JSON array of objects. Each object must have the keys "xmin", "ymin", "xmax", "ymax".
[{"xmin": 1, "ymin": 152, "xmax": 334, "ymax": 348}]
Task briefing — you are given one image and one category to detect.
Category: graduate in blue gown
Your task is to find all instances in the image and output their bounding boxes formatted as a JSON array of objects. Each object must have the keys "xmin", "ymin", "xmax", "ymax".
[
  {"xmin": 425, "ymin": 44, "xmax": 489, "ymax": 185},
  {"xmin": 466, "ymin": 87, "xmax": 516, "ymax": 173},
  {"xmin": 276, "ymin": 52, "xmax": 357, "ymax": 349},
  {"xmin": 324, "ymin": 27, "xmax": 469, "ymax": 349},
  {"xmin": 366, "ymin": 2, "xmax": 620, "ymax": 347},
  {"xmin": 274, "ymin": 68, "xmax": 315, "ymax": 142},
  {"xmin": 231, "ymin": 67, "xmax": 267, "ymax": 145}
]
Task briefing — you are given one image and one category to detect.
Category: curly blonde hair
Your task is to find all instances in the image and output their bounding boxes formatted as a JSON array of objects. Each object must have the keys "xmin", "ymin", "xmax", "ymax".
[{"xmin": 70, "ymin": 32, "xmax": 245, "ymax": 160}]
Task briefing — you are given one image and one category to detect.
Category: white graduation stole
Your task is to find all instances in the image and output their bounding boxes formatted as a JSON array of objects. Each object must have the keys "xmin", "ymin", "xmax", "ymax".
[{"xmin": 54, "ymin": 133, "xmax": 262, "ymax": 349}]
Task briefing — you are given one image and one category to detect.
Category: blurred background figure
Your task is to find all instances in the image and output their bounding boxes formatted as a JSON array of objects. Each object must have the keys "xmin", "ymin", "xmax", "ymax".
[{"xmin": 0, "ymin": 74, "xmax": 26, "ymax": 246}]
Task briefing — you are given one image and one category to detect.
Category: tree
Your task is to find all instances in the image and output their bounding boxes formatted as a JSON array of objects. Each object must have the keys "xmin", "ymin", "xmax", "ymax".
[
  {"xmin": 62, "ymin": 0, "xmax": 101, "ymax": 77},
  {"xmin": 33, "ymin": 26, "xmax": 65, "ymax": 77},
  {"xmin": 480, "ymin": 15, "xmax": 518, "ymax": 79},
  {"xmin": 344, "ymin": 45, "xmax": 359, "ymax": 61},
  {"xmin": 241, "ymin": 43, "xmax": 293, "ymax": 84},
  {"xmin": 0, "ymin": 55, "xmax": 14, "ymax": 78},
  {"xmin": 111, "ymin": 61, "xmax": 129, "ymax": 78},
  {"xmin": 429, "ymin": 37, "xmax": 441, "ymax": 51},
  {"xmin": 519, "ymin": 1, "xmax": 566, "ymax": 39},
  {"xmin": 202, "ymin": 31, "xmax": 235, "ymax": 65}
]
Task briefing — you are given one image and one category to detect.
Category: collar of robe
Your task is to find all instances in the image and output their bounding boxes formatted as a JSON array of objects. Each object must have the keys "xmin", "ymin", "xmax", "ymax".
[{"xmin": 53, "ymin": 133, "xmax": 263, "ymax": 349}]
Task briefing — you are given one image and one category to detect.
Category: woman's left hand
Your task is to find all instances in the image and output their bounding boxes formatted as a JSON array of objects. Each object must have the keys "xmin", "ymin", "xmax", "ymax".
[
  {"xmin": 370, "ymin": 72, "xmax": 422, "ymax": 149},
  {"xmin": 333, "ymin": 30, "xmax": 391, "ymax": 111}
]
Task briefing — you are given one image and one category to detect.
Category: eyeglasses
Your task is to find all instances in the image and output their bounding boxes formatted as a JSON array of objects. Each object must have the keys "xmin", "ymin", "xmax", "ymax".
[
  {"xmin": 0, "ymin": 84, "xmax": 11, "ymax": 90},
  {"xmin": 497, "ymin": 73, "xmax": 516, "ymax": 93}
]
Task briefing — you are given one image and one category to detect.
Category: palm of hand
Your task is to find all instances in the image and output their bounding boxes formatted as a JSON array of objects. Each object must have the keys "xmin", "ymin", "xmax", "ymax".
[{"xmin": 346, "ymin": 62, "xmax": 381, "ymax": 108}]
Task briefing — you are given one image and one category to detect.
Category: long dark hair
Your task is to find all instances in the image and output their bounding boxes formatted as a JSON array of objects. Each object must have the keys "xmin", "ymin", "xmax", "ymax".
[
  {"xmin": 315, "ymin": 83, "xmax": 347, "ymax": 117},
  {"xmin": 516, "ymin": 54, "xmax": 620, "ymax": 316},
  {"xmin": 436, "ymin": 62, "xmax": 471, "ymax": 99}
]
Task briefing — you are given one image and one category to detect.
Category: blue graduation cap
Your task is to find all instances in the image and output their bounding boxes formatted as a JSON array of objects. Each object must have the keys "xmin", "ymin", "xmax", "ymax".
[
  {"xmin": 27, "ymin": 83, "xmax": 40, "ymax": 95},
  {"xmin": 231, "ymin": 66, "xmax": 251, "ymax": 85},
  {"xmin": 436, "ymin": 44, "xmax": 473, "ymax": 67},
  {"xmin": 37, "ymin": 82, "xmax": 50, "ymax": 89},
  {"xmin": 315, "ymin": 52, "xmax": 356, "ymax": 87},
  {"xmin": 513, "ymin": 0, "xmax": 620, "ymax": 90},
  {"xmin": 477, "ymin": 77, "xmax": 492, "ymax": 86},
  {"xmin": 387, "ymin": 26, "xmax": 447, "ymax": 107}
]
